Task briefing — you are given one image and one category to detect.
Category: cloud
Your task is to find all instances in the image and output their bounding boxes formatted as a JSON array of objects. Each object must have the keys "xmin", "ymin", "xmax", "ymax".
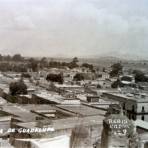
[{"xmin": 0, "ymin": 0, "xmax": 147, "ymax": 58}]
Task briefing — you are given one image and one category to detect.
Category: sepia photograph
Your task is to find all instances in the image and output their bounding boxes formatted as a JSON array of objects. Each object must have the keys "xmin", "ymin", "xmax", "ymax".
[{"xmin": 0, "ymin": 0, "xmax": 148, "ymax": 148}]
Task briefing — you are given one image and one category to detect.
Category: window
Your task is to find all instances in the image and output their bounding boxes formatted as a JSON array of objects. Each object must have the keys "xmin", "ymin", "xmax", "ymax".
[
  {"xmin": 132, "ymin": 115, "xmax": 136, "ymax": 121},
  {"xmin": 123, "ymin": 103, "xmax": 125, "ymax": 110},
  {"xmin": 132, "ymin": 115, "xmax": 134, "ymax": 120},
  {"xmin": 142, "ymin": 106, "xmax": 145, "ymax": 112},
  {"xmin": 141, "ymin": 115, "xmax": 145, "ymax": 121},
  {"xmin": 129, "ymin": 114, "xmax": 131, "ymax": 120},
  {"xmin": 132, "ymin": 105, "xmax": 135, "ymax": 112}
]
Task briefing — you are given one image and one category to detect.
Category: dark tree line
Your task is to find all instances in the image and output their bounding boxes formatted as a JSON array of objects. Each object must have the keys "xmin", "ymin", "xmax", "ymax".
[
  {"xmin": 0, "ymin": 63, "xmax": 28, "ymax": 72},
  {"xmin": 0, "ymin": 54, "xmax": 96, "ymax": 73},
  {"xmin": 48, "ymin": 57, "xmax": 79, "ymax": 69},
  {"xmin": 81, "ymin": 63, "xmax": 94, "ymax": 71},
  {"xmin": 46, "ymin": 73, "xmax": 64, "ymax": 84},
  {"xmin": 0, "ymin": 54, "xmax": 24, "ymax": 61}
]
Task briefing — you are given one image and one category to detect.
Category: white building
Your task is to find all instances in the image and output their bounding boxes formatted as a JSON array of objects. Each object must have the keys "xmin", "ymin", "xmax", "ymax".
[{"xmin": 103, "ymin": 92, "xmax": 148, "ymax": 122}]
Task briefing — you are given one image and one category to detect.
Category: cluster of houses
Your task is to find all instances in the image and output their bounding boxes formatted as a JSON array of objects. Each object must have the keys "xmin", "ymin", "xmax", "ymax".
[{"xmin": 0, "ymin": 64, "xmax": 147, "ymax": 148}]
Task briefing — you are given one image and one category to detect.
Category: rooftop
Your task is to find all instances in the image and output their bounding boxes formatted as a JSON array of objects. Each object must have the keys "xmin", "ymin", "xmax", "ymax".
[
  {"xmin": 135, "ymin": 119, "xmax": 148, "ymax": 130},
  {"xmin": 34, "ymin": 91, "xmax": 64, "ymax": 104},
  {"xmin": 56, "ymin": 104, "xmax": 106, "ymax": 116},
  {"xmin": 17, "ymin": 135, "xmax": 70, "ymax": 148},
  {"xmin": 104, "ymin": 92, "xmax": 148, "ymax": 103},
  {"xmin": 16, "ymin": 115, "xmax": 104, "ymax": 131},
  {"xmin": 1, "ymin": 104, "xmax": 57, "ymax": 122}
]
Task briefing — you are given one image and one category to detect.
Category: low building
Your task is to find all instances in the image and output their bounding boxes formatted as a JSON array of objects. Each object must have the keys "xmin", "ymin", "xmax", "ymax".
[
  {"xmin": 103, "ymin": 92, "xmax": 148, "ymax": 122},
  {"xmin": 32, "ymin": 91, "xmax": 64, "ymax": 104},
  {"xmin": 11, "ymin": 115, "xmax": 104, "ymax": 148}
]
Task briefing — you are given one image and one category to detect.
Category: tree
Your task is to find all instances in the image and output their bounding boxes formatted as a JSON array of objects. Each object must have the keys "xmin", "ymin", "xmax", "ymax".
[
  {"xmin": 133, "ymin": 70, "xmax": 148, "ymax": 82},
  {"xmin": 40, "ymin": 57, "xmax": 48, "ymax": 68},
  {"xmin": 9, "ymin": 79, "xmax": 28, "ymax": 96},
  {"xmin": 111, "ymin": 80, "xmax": 120, "ymax": 88},
  {"xmin": 0, "ymin": 54, "xmax": 3, "ymax": 61},
  {"xmin": 28, "ymin": 58, "xmax": 38, "ymax": 72},
  {"xmin": 12, "ymin": 54, "xmax": 23, "ymax": 61},
  {"xmin": 72, "ymin": 57, "xmax": 79, "ymax": 63},
  {"xmin": 4, "ymin": 55, "xmax": 11, "ymax": 61},
  {"xmin": 97, "ymin": 84, "xmax": 102, "ymax": 89},
  {"xmin": 73, "ymin": 73, "xmax": 84, "ymax": 81},
  {"xmin": 48, "ymin": 60, "xmax": 62, "ymax": 68},
  {"xmin": 12, "ymin": 64, "xmax": 28, "ymax": 72},
  {"xmin": 68, "ymin": 57, "xmax": 79, "ymax": 69},
  {"xmin": 110, "ymin": 63, "xmax": 123, "ymax": 77},
  {"xmin": 81, "ymin": 63, "xmax": 94, "ymax": 71},
  {"xmin": 102, "ymin": 67, "xmax": 106, "ymax": 72},
  {"xmin": 68, "ymin": 62, "xmax": 78, "ymax": 69},
  {"xmin": 46, "ymin": 73, "xmax": 63, "ymax": 84},
  {"xmin": 21, "ymin": 73, "xmax": 31, "ymax": 78}
]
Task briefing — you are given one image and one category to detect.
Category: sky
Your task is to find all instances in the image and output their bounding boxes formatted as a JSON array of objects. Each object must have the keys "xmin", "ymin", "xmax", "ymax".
[{"xmin": 0, "ymin": 0, "xmax": 148, "ymax": 58}]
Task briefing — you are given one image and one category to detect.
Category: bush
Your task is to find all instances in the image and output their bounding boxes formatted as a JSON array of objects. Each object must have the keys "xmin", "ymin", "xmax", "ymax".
[
  {"xmin": 21, "ymin": 73, "xmax": 31, "ymax": 78},
  {"xmin": 133, "ymin": 70, "xmax": 148, "ymax": 82},
  {"xmin": 46, "ymin": 73, "xmax": 63, "ymax": 84},
  {"xmin": 111, "ymin": 80, "xmax": 120, "ymax": 88},
  {"xmin": 9, "ymin": 80, "xmax": 27, "ymax": 96},
  {"xmin": 110, "ymin": 63, "xmax": 123, "ymax": 77},
  {"xmin": 73, "ymin": 73, "xmax": 84, "ymax": 81}
]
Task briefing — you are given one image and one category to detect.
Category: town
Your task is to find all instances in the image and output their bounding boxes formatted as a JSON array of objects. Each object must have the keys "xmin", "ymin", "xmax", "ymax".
[{"xmin": 0, "ymin": 54, "xmax": 147, "ymax": 148}]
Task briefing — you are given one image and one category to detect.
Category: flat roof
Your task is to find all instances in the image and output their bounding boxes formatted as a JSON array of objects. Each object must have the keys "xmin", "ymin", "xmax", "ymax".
[
  {"xmin": 0, "ymin": 139, "xmax": 14, "ymax": 148},
  {"xmin": 0, "ymin": 116, "xmax": 11, "ymax": 122},
  {"xmin": 55, "ymin": 84, "xmax": 82, "ymax": 88},
  {"xmin": 104, "ymin": 92, "xmax": 148, "ymax": 103},
  {"xmin": 17, "ymin": 135, "xmax": 70, "ymax": 148},
  {"xmin": 56, "ymin": 104, "xmax": 106, "ymax": 116},
  {"xmin": 34, "ymin": 92, "xmax": 64, "ymax": 104},
  {"xmin": 135, "ymin": 119, "xmax": 148, "ymax": 130},
  {"xmin": 0, "ymin": 97, "xmax": 7, "ymax": 105},
  {"xmin": 16, "ymin": 115, "xmax": 104, "ymax": 131},
  {"xmin": 1, "ymin": 104, "xmax": 56, "ymax": 122}
]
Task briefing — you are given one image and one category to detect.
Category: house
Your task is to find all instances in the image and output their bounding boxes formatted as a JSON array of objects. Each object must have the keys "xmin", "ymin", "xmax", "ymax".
[{"xmin": 103, "ymin": 92, "xmax": 148, "ymax": 122}]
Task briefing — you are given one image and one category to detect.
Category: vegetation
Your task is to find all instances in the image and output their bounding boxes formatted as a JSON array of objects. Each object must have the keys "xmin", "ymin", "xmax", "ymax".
[
  {"xmin": 48, "ymin": 57, "xmax": 79, "ymax": 69},
  {"xmin": 68, "ymin": 57, "xmax": 79, "ymax": 69},
  {"xmin": 0, "ymin": 54, "xmax": 97, "ymax": 74},
  {"xmin": 9, "ymin": 79, "xmax": 28, "ymax": 96},
  {"xmin": 40, "ymin": 57, "xmax": 48, "ymax": 68},
  {"xmin": 102, "ymin": 67, "xmax": 106, "ymax": 72},
  {"xmin": 121, "ymin": 76, "xmax": 132, "ymax": 82},
  {"xmin": 0, "ymin": 62, "xmax": 28, "ymax": 72},
  {"xmin": 0, "ymin": 54, "xmax": 24, "ymax": 61},
  {"xmin": 46, "ymin": 73, "xmax": 63, "ymax": 84},
  {"xmin": 133, "ymin": 70, "xmax": 148, "ymax": 82},
  {"xmin": 28, "ymin": 58, "xmax": 39, "ymax": 72},
  {"xmin": 97, "ymin": 84, "xmax": 102, "ymax": 89},
  {"xmin": 12, "ymin": 54, "xmax": 24, "ymax": 61},
  {"xmin": 110, "ymin": 63, "xmax": 123, "ymax": 77},
  {"xmin": 73, "ymin": 73, "xmax": 84, "ymax": 81},
  {"xmin": 81, "ymin": 63, "xmax": 94, "ymax": 71},
  {"xmin": 21, "ymin": 73, "xmax": 31, "ymax": 78},
  {"xmin": 111, "ymin": 80, "xmax": 120, "ymax": 88}
]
